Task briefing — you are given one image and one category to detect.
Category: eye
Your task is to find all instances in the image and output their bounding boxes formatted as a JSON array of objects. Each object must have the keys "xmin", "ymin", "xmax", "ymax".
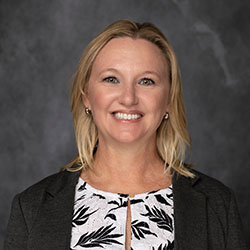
[
  {"xmin": 103, "ymin": 76, "xmax": 119, "ymax": 84},
  {"xmin": 139, "ymin": 78, "xmax": 155, "ymax": 86}
]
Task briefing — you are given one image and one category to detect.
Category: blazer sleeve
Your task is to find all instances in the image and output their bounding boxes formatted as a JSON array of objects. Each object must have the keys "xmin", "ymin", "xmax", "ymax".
[
  {"xmin": 226, "ymin": 190, "xmax": 248, "ymax": 250},
  {"xmin": 3, "ymin": 194, "xmax": 28, "ymax": 250}
]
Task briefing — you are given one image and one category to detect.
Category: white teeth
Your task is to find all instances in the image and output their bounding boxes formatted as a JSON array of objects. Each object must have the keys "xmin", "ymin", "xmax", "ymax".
[{"xmin": 114, "ymin": 112, "xmax": 142, "ymax": 120}]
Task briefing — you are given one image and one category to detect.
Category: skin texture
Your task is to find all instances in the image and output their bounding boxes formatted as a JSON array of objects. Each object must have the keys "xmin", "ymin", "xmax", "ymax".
[
  {"xmin": 84, "ymin": 38, "xmax": 170, "ymax": 146},
  {"xmin": 82, "ymin": 37, "xmax": 172, "ymax": 249}
]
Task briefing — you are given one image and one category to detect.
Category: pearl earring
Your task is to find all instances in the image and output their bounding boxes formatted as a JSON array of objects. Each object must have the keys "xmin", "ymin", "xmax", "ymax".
[
  {"xmin": 85, "ymin": 107, "xmax": 91, "ymax": 115},
  {"xmin": 164, "ymin": 112, "xmax": 169, "ymax": 120}
]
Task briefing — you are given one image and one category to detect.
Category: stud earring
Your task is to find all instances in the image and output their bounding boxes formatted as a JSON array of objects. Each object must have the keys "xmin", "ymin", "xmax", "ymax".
[
  {"xmin": 85, "ymin": 107, "xmax": 91, "ymax": 115},
  {"xmin": 164, "ymin": 112, "xmax": 169, "ymax": 120}
]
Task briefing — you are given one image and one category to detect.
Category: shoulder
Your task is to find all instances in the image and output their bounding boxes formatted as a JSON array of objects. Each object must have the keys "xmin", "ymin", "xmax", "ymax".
[
  {"xmin": 5, "ymin": 170, "xmax": 81, "ymax": 247},
  {"xmin": 186, "ymin": 169, "xmax": 235, "ymax": 212},
  {"xmin": 174, "ymin": 168, "xmax": 235, "ymax": 209},
  {"xmin": 18, "ymin": 171, "xmax": 68, "ymax": 199},
  {"xmin": 15, "ymin": 170, "xmax": 80, "ymax": 211},
  {"xmin": 174, "ymin": 168, "xmax": 242, "ymax": 227},
  {"xmin": 187, "ymin": 170, "xmax": 247, "ymax": 249},
  {"xmin": 191, "ymin": 169, "xmax": 233, "ymax": 198}
]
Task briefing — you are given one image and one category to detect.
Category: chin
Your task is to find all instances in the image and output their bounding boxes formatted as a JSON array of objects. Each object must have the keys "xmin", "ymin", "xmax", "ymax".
[
  {"xmin": 111, "ymin": 132, "xmax": 149, "ymax": 145},
  {"xmin": 114, "ymin": 137, "xmax": 140, "ymax": 144}
]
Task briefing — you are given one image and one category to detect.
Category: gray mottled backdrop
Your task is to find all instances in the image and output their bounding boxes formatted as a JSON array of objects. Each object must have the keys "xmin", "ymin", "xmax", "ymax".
[{"xmin": 1, "ymin": 0, "xmax": 249, "ymax": 247}]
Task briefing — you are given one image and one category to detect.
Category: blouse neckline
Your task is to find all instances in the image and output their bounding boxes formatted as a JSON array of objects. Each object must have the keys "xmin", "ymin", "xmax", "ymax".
[{"xmin": 78, "ymin": 176, "xmax": 173, "ymax": 199}]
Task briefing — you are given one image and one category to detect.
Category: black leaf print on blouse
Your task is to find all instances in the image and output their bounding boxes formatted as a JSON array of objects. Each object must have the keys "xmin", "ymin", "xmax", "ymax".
[
  {"xmin": 145, "ymin": 190, "xmax": 161, "ymax": 200},
  {"xmin": 141, "ymin": 205, "xmax": 173, "ymax": 232},
  {"xmin": 107, "ymin": 198, "xmax": 128, "ymax": 213},
  {"xmin": 131, "ymin": 220, "xmax": 157, "ymax": 240},
  {"xmin": 152, "ymin": 240, "xmax": 174, "ymax": 250},
  {"xmin": 167, "ymin": 240, "xmax": 175, "ymax": 250},
  {"xmin": 104, "ymin": 213, "xmax": 117, "ymax": 221},
  {"xmin": 72, "ymin": 205, "xmax": 98, "ymax": 227},
  {"xmin": 166, "ymin": 192, "xmax": 173, "ymax": 200},
  {"xmin": 74, "ymin": 194, "xmax": 86, "ymax": 204},
  {"xmin": 148, "ymin": 190, "xmax": 160, "ymax": 195},
  {"xmin": 130, "ymin": 199, "xmax": 144, "ymax": 205},
  {"xmin": 74, "ymin": 224, "xmax": 123, "ymax": 248},
  {"xmin": 92, "ymin": 193, "xmax": 106, "ymax": 199},
  {"xmin": 78, "ymin": 182, "xmax": 87, "ymax": 191},
  {"xmin": 118, "ymin": 193, "xmax": 129, "ymax": 198},
  {"xmin": 155, "ymin": 194, "xmax": 171, "ymax": 206}
]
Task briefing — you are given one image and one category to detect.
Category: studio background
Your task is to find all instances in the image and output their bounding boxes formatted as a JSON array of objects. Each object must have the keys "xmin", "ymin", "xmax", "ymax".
[{"xmin": 1, "ymin": 0, "xmax": 249, "ymax": 247}]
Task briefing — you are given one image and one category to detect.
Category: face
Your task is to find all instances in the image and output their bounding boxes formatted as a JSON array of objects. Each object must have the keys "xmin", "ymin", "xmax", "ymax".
[{"xmin": 83, "ymin": 37, "xmax": 170, "ymax": 145}]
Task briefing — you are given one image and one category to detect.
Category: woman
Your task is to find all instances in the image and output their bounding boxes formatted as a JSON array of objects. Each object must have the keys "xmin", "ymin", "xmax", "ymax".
[{"xmin": 4, "ymin": 20, "xmax": 247, "ymax": 250}]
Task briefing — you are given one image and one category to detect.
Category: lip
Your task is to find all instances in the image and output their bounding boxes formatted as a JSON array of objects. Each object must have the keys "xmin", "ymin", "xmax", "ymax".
[{"xmin": 111, "ymin": 110, "xmax": 144, "ymax": 116}]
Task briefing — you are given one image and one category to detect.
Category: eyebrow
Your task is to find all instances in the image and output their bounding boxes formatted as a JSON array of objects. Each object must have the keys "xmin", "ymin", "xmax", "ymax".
[
  {"xmin": 99, "ymin": 68, "xmax": 119, "ymax": 74},
  {"xmin": 99, "ymin": 68, "xmax": 161, "ymax": 78},
  {"xmin": 143, "ymin": 70, "xmax": 161, "ymax": 78}
]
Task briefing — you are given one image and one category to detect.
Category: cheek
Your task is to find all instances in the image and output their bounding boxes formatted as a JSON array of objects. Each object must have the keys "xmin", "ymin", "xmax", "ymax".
[
  {"xmin": 88, "ymin": 88, "xmax": 115, "ymax": 113},
  {"xmin": 149, "ymin": 90, "xmax": 169, "ymax": 113},
  {"xmin": 160, "ymin": 86, "xmax": 170, "ymax": 110}
]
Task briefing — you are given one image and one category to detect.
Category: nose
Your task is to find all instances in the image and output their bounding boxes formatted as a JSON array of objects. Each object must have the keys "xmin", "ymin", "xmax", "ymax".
[{"xmin": 118, "ymin": 83, "xmax": 138, "ymax": 107}]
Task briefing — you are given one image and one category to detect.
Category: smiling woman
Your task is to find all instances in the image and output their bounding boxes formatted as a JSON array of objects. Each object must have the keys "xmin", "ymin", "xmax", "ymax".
[
  {"xmin": 3, "ymin": 20, "xmax": 247, "ymax": 250},
  {"xmin": 70, "ymin": 20, "xmax": 191, "ymax": 179}
]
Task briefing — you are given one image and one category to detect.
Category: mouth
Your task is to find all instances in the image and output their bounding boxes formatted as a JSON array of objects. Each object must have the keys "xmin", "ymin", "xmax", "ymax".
[{"xmin": 112, "ymin": 111, "xmax": 143, "ymax": 121}]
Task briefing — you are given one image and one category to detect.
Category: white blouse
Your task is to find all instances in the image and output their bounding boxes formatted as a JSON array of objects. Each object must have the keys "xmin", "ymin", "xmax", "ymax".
[{"xmin": 70, "ymin": 177, "xmax": 174, "ymax": 250}]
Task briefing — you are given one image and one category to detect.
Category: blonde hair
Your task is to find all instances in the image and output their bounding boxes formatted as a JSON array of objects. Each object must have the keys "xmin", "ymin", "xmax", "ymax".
[{"xmin": 65, "ymin": 19, "xmax": 194, "ymax": 178}]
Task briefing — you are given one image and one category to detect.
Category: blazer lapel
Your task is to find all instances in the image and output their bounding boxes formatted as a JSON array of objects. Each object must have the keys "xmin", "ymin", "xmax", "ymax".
[
  {"xmin": 173, "ymin": 173, "xmax": 208, "ymax": 250},
  {"xmin": 28, "ymin": 170, "xmax": 81, "ymax": 250}
]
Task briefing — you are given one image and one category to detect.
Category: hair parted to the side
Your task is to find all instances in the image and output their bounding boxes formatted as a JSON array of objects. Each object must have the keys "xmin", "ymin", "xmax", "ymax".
[{"xmin": 64, "ymin": 19, "xmax": 194, "ymax": 178}]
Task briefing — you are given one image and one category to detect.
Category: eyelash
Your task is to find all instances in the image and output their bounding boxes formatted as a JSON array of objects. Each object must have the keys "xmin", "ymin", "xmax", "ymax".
[
  {"xmin": 138, "ymin": 78, "xmax": 155, "ymax": 86},
  {"xmin": 103, "ymin": 76, "xmax": 119, "ymax": 83},
  {"xmin": 102, "ymin": 76, "xmax": 155, "ymax": 86}
]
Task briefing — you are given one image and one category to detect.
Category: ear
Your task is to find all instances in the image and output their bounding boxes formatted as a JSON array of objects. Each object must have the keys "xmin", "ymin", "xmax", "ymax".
[{"xmin": 81, "ymin": 92, "xmax": 91, "ymax": 109}]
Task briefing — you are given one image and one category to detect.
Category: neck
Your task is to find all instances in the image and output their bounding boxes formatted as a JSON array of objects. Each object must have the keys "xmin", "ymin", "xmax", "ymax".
[
  {"xmin": 80, "ymin": 136, "xmax": 172, "ymax": 194},
  {"xmin": 91, "ymin": 136, "xmax": 166, "ymax": 182}
]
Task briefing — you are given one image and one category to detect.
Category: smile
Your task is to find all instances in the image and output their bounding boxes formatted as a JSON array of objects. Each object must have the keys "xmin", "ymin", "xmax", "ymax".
[{"xmin": 113, "ymin": 112, "xmax": 142, "ymax": 120}]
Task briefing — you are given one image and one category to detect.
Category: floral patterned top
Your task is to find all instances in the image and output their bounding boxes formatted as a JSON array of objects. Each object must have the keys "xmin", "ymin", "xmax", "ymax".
[{"xmin": 70, "ymin": 177, "xmax": 174, "ymax": 250}]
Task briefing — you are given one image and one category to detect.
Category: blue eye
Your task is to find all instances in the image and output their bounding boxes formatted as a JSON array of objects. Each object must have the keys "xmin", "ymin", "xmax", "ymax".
[
  {"xmin": 139, "ymin": 78, "xmax": 155, "ymax": 86},
  {"xmin": 103, "ymin": 76, "xmax": 119, "ymax": 84}
]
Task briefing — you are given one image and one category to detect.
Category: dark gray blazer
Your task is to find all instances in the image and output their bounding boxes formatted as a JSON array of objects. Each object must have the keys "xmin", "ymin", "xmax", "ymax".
[{"xmin": 3, "ymin": 169, "xmax": 248, "ymax": 250}]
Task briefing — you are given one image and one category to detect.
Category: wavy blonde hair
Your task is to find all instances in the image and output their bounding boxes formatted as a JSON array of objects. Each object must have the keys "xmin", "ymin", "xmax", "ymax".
[{"xmin": 65, "ymin": 19, "xmax": 194, "ymax": 178}]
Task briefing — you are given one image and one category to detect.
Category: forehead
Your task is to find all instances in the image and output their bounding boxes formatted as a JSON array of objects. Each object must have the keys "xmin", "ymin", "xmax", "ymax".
[{"xmin": 92, "ymin": 37, "xmax": 168, "ymax": 74}]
